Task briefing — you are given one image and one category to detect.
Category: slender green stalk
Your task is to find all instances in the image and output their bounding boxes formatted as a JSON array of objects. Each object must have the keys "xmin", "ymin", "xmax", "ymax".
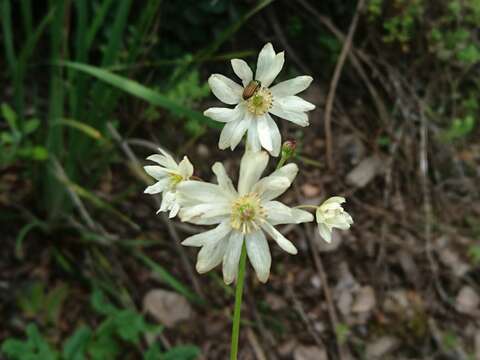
[
  {"xmin": 230, "ymin": 243, "xmax": 247, "ymax": 360},
  {"xmin": 276, "ymin": 157, "xmax": 286, "ymax": 170}
]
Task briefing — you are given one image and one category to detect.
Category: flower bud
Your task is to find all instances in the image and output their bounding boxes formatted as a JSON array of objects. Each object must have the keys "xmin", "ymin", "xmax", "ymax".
[{"xmin": 281, "ymin": 139, "xmax": 297, "ymax": 160}]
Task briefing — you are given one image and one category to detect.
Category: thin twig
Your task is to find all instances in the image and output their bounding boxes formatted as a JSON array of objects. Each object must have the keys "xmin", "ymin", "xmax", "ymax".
[
  {"xmin": 246, "ymin": 328, "xmax": 268, "ymax": 360},
  {"xmin": 323, "ymin": 0, "xmax": 366, "ymax": 170},
  {"xmin": 52, "ymin": 158, "xmax": 99, "ymax": 232},
  {"xmin": 106, "ymin": 123, "xmax": 205, "ymax": 299},
  {"xmin": 286, "ymin": 283, "xmax": 324, "ymax": 347},
  {"xmin": 305, "ymin": 223, "xmax": 349, "ymax": 360},
  {"xmin": 266, "ymin": 7, "xmax": 312, "ymax": 75},
  {"xmin": 296, "ymin": 0, "xmax": 390, "ymax": 126},
  {"xmin": 419, "ymin": 106, "xmax": 451, "ymax": 306}
]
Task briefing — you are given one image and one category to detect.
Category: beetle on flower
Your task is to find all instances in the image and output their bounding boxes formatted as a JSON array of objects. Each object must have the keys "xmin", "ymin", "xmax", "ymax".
[{"xmin": 204, "ymin": 43, "xmax": 315, "ymax": 156}]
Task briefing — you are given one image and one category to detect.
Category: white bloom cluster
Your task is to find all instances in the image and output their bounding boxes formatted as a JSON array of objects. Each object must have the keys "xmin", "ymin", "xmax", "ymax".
[{"xmin": 143, "ymin": 43, "xmax": 353, "ymax": 284}]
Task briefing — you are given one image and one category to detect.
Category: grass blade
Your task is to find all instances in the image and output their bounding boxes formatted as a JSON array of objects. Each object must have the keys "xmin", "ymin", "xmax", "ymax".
[{"xmin": 61, "ymin": 61, "xmax": 219, "ymax": 128}]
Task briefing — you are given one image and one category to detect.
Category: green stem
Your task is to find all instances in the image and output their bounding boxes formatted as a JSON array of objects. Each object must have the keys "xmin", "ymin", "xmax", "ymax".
[
  {"xmin": 230, "ymin": 243, "xmax": 247, "ymax": 360},
  {"xmin": 276, "ymin": 156, "xmax": 286, "ymax": 170}
]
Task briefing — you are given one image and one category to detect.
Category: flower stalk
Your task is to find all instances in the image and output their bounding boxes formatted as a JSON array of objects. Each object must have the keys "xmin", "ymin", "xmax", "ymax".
[{"xmin": 230, "ymin": 243, "xmax": 247, "ymax": 360}]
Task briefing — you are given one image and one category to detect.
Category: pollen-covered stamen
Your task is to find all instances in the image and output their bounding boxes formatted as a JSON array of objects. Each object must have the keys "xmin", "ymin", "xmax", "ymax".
[
  {"xmin": 246, "ymin": 87, "xmax": 273, "ymax": 116},
  {"xmin": 231, "ymin": 193, "xmax": 266, "ymax": 234}
]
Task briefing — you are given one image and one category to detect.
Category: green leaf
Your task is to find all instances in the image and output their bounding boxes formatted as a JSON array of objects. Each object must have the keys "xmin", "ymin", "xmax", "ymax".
[
  {"xmin": 15, "ymin": 220, "xmax": 45, "ymax": 259},
  {"xmin": 161, "ymin": 345, "xmax": 201, "ymax": 360},
  {"xmin": 51, "ymin": 118, "xmax": 105, "ymax": 141},
  {"xmin": 2, "ymin": 339, "xmax": 29, "ymax": 358},
  {"xmin": 144, "ymin": 343, "xmax": 162, "ymax": 360},
  {"xmin": 26, "ymin": 324, "xmax": 58, "ymax": 360},
  {"xmin": 87, "ymin": 333, "xmax": 119, "ymax": 360},
  {"xmin": 44, "ymin": 283, "xmax": 69, "ymax": 325},
  {"xmin": 90, "ymin": 288, "xmax": 118, "ymax": 316},
  {"xmin": 23, "ymin": 118, "xmax": 40, "ymax": 135},
  {"xmin": 31, "ymin": 146, "xmax": 49, "ymax": 161},
  {"xmin": 113, "ymin": 309, "xmax": 147, "ymax": 344},
  {"xmin": 1, "ymin": 103, "xmax": 19, "ymax": 134},
  {"xmin": 63, "ymin": 326, "xmax": 92, "ymax": 360},
  {"xmin": 468, "ymin": 245, "xmax": 480, "ymax": 264}
]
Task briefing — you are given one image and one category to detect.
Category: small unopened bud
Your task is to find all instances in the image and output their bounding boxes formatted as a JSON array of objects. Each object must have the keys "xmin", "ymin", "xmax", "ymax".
[{"xmin": 281, "ymin": 140, "xmax": 297, "ymax": 159}]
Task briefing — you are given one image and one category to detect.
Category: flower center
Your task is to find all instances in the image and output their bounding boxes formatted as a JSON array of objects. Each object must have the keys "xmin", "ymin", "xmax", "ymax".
[
  {"xmin": 169, "ymin": 173, "xmax": 184, "ymax": 187},
  {"xmin": 246, "ymin": 87, "xmax": 273, "ymax": 116},
  {"xmin": 231, "ymin": 193, "xmax": 266, "ymax": 234}
]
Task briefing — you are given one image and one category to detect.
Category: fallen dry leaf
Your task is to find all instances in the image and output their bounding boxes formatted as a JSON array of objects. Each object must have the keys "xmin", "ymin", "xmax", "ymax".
[
  {"xmin": 301, "ymin": 183, "xmax": 320, "ymax": 197},
  {"xmin": 143, "ymin": 289, "xmax": 193, "ymax": 328},
  {"xmin": 345, "ymin": 155, "xmax": 383, "ymax": 188},
  {"xmin": 365, "ymin": 336, "xmax": 399, "ymax": 358},
  {"xmin": 293, "ymin": 345, "xmax": 328, "ymax": 360},
  {"xmin": 455, "ymin": 286, "xmax": 480, "ymax": 315},
  {"xmin": 352, "ymin": 286, "xmax": 376, "ymax": 313}
]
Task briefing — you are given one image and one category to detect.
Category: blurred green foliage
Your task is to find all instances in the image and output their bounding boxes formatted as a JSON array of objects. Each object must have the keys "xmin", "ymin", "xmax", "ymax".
[{"xmin": 2, "ymin": 289, "xmax": 199, "ymax": 360}]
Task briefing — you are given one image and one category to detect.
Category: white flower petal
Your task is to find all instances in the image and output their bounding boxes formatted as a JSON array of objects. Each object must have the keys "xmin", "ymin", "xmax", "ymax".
[
  {"xmin": 264, "ymin": 113, "xmax": 281, "ymax": 157},
  {"xmin": 176, "ymin": 181, "xmax": 232, "ymax": 204},
  {"xmin": 144, "ymin": 178, "xmax": 170, "ymax": 194},
  {"xmin": 270, "ymin": 75, "xmax": 313, "ymax": 98},
  {"xmin": 318, "ymin": 223, "xmax": 332, "ymax": 243},
  {"xmin": 257, "ymin": 51, "xmax": 284, "ymax": 87},
  {"xmin": 169, "ymin": 202, "xmax": 180, "ymax": 218},
  {"xmin": 178, "ymin": 156, "xmax": 193, "ymax": 178},
  {"xmin": 256, "ymin": 43, "xmax": 284, "ymax": 87},
  {"xmin": 270, "ymin": 163, "xmax": 298, "ymax": 183},
  {"xmin": 159, "ymin": 190, "xmax": 176, "ymax": 212},
  {"xmin": 246, "ymin": 123, "xmax": 262, "ymax": 152},
  {"xmin": 261, "ymin": 221, "xmax": 298, "ymax": 255},
  {"xmin": 274, "ymin": 96, "xmax": 315, "ymax": 112},
  {"xmin": 270, "ymin": 102, "xmax": 309, "ymax": 127},
  {"xmin": 182, "ymin": 221, "xmax": 231, "ymax": 247},
  {"xmin": 219, "ymin": 118, "xmax": 242, "ymax": 150},
  {"xmin": 263, "ymin": 201, "xmax": 314, "ymax": 225},
  {"xmin": 196, "ymin": 237, "xmax": 228, "ymax": 274},
  {"xmin": 231, "ymin": 59, "xmax": 253, "ymax": 87},
  {"xmin": 212, "ymin": 162, "xmax": 237, "ymax": 196},
  {"xmin": 252, "ymin": 163, "xmax": 298, "ymax": 201},
  {"xmin": 147, "ymin": 149, "xmax": 178, "ymax": 169},
  {"xmin": 144, "ymin": 165, "xmax": 169, "ymax": 181},
  {"xmin": 184, "ymin": 214, "xmax": 229, "ymax": 226},
  {"xmin": 229, "ymin": 115, "xmax": 252, "ymax": 150},
  {"xmin": 204, "ymin": 103, "xmax": 244, "ymax": 123},
  {"xmin": 257, "ymin": 115, "xmax": 273, "ymax": 152},
  {"xmin": 246, "ymin": 231, "xmax": 271, "ymax": 283},
  {"xmin": 253, "ymin": 176, "xmax": 291, "ymax": 202},
  {"xmin": 208, "ymin": 74, "xmax": 243, "ymax": 105},
  {"xmin": 238, "ymin": 151, "xmax": 269, "ymax": 196},
  {"xmin": 180, "ymin": 202, "xmax": 231, "ymax": 223},
  {"xmin": 223, "ymin": 231, "xmax": 244, "ymax": 284},
  {"xmin": 323, "ymin": 196, "xmax": 346, "ymax": 205}
]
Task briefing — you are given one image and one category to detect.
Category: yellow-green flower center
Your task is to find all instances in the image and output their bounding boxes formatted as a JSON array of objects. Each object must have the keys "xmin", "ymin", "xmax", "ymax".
[
  {"xmin": 169, "ymin": 173, "xmax": 184, "ymax": 187},
  {"xmin": 246, "ymin": 87, "xmax": 273, "ymax": 116},
  {"xmin": 231, "ymin": 193, "xmax": 266, "ymax": 233}
]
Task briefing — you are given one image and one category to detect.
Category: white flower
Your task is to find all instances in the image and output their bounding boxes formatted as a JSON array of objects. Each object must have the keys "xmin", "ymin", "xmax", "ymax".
[
  {"xmin": 204, "ymin": 43, "xmax": 315, "ymax": 157},
  {"xmin": 144, "ymin": 148, "xmax": 194, "ymax": 218},
  {"xmin": 316, "ymin": 197, "xmax": 353, "ymax": 243},
  {"xmin": 176, "ymin": 151, "xmax": 313, "ymax": 284}
]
